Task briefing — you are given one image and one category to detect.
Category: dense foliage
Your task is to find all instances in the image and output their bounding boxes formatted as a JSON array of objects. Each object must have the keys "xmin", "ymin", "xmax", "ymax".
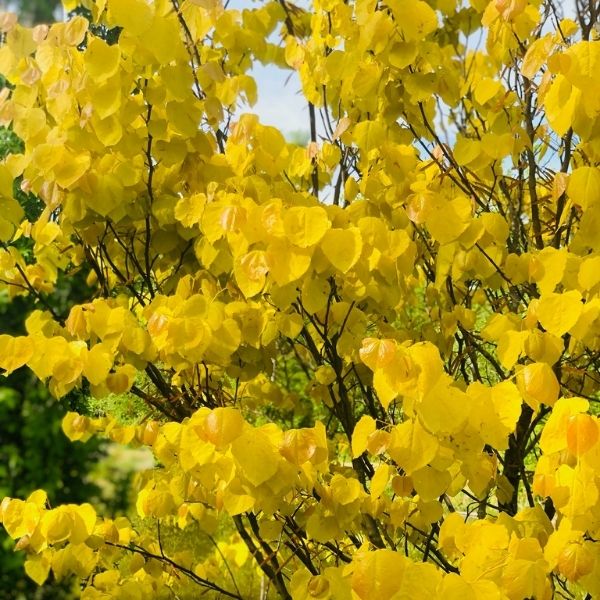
[
  {"xmin": 1, "ymin": 0, "xmax": 600, "ymax": 598},
  {"xmin": 0, "ymin": 112, "xmax": 104, "ymax": 599}
]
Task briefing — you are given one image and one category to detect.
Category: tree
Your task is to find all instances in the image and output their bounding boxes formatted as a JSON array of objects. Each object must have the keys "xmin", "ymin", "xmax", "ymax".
[
  {"xmin": 0, "ymin": 0, "xmax": 600, "ymax": 598},
  {"xmin": 0, "ymin": 306, "xmax": 103, "ymax": 600},
  {"xmin": 14, "ymin": 0, "xmax": 62, "ymax": 25},
  {"xmin": 0, "ymin": 84, "xmax": 104, "ymax": 600}
]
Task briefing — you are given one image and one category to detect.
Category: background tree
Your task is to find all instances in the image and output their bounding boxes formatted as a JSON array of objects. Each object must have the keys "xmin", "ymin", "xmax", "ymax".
[
  {"xmin": 0, "ymin": 0, "xmax": 62, "ymax": 24},
  {"xmin": 0, "ymin": 0, "xmax": 600, "ymax": 599},
  {"xmin": 17, "ymin": 0, "xmax": 60, "ymax": 24},
  {"xmin": 0, "ymin": 6, "xmax": 120, "ymax": 595},
  {"xmin": 0, "ymin": 85, "xmax": 105, "ymax": 599}
]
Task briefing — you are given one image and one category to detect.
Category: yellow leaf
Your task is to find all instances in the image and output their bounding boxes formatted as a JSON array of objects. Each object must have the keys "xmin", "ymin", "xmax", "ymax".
[
  {"xmin": 462, "ymin": 453, "xmax": 496, "ymax": 498},
  {"xmin": 543, "ymin": 74, "xmax": 579, "ymax": 136},
  {"xmin": 490, "ymin": 381, "xmax": 522, "ymax": 449},
  {"xmin": 412, "ymin": 465, "xmax": 451, "ymax": 502},
  {"xmin": 203, "ymin": 408, "xmax": 245, "ymax": 448},
  {"xmin": 277, "ymin": 313, "xmax": 304, "ymax": 340},
  {"xmin": 61, "ymin": 15, "xmax": 89, "ymax": 46},
  {"xmin": 266, "ymin": 241, "xmax": 312, "ymax": 285},
  {"xmin": 0, "ymin": 13, "xmax": 17, "ymax": 34},
  {"xmin": 92, "ymin": 78, "xmax": 122, "ymax": 120},
  {"xmin": 539, "ymin": 397, "xmax": 589, "ymax": 455},
  {"xmin": 578, "ymin": 256, "xmax": 600, "ymax": 290},
  {"xmin": 388, "ymin": 0, "xmax": 438, "ymax": 42},
  {"xmin": 283, "ymin": 206, "xmax": 330, "ymax": 248},
  {"xmin": 332, "ymin": 117, "xmax": 351, "ymax": 141},
  {"xmin": 0, "ymin": 215, "xmax": 15, "ymax": 242},
  {"xmin": 351, "ymin": 62, "xmax": 382, "ymax": 98},
  {"xmin": 179, "ymin": 425, "xmax": 215, "ymax": 472},
  {"xmin": 552, "ymin": 172, "xmax": 569, "ymax": 203},
  {"xmin": 568, "ymin": 167, "xmax": 600, "ymax": 211},
  {"xmin": 0, "ymin": 335, "xmax": 34, "ymax": 375},
  {"xmin": 106, "ymin": 364, "xmax": 136, "ymax": 394},
  {"xmin": 563, "ymin": 41, "xmax": 600, "ymax": 90},
  {"xmin": 497, "ymin": 330, "xmax": 527, "ymax": 370},
  {"xmin": 501, "ymin": 537, "xmax": 549, "ymax": 600},
  {"xmin": 306, "ymin": 574, "xmax": 330, "ymax": 598},
  {"xmin": 352, "ymin": 550, "xmax": 409, "ymax": 599},
  {"xmin": 417, "ymin": 499, "xmax": 443, "ymax": 525},
  {"xmin": 555, "ymin": 462, "xmax": 598, "ymax": 520},
  {"xmin": 136, "ymin": 488, "xmax": 175, "ymax": 518},
  {"xmin": 107, "ymin": 0, "xmax": 154, "ymax": 35},
  {"xmin": 523, "ymin": 330, "xmax": 563, "ymax": 365},
  {"xmin": 371, "ymin": 348, "xmax": 417, "ymax": 409},
  {"xmin": 558, "ymin": 541, "xmax": 594, "ymax": 581},
  {"xmin": 24, "ymin": 553, "xmax": 51, "ymax": 586},
  {"xmin": 418, "ymin": 381, "xmax": 468, "ymax": 435},
  {"xmin": 175, "ymin": 193, "xmax": 206, "ymax": 228},
  {"xmin": 436, "ymin": 573, "xmax": 478, "ymax": 599},
  {"xmin": 467, "ymin": 382, "xmax": 516, "ymax": 450},
  {"xmin": 392, "ymin": 475, "xmax": 413, "ymax": 497},
  {"xmin": 1, "ymin": 498, "xmax": 42, "ymax": 539},
  {"xmin": 84, "ymin": 37, "xmax": 120, "ymax": 82},
  {"xmin": 352, "ymin": 120, "xmax": 385, "ymax": 152},
  {"xmin": 83, "ymin": 343, "xmax": 113, "ymax": 386},
  {"xmin": 388, "ymin": 419, "xmax": 438, "ymax": 475},
  {"xmin": 69, "ymin": 504, "xmax": 97, "ymax": 544},
  {"xmin": 0, "ymin": 186, "xmax": 24, "ymax": 239},
  {"xmin": 570, "ymin": 298, "xmax": 600, "ymax": 341},
  {"xmin": 558, "ymin": 18, "xmax": 579, "ymax": 37},
  {"xmin": 481, "ymin": 313, "xmax": 518, "ymax": 341},
  {"xmin": 495, "ymin": 0, "xmax": 528, "ymax": 20},
  {"xmin": 453, "ymin": 136, "xmax": 482, "ymax": 166},
  {"xmin": 222, "ymin": 489, "xmax": 255, "ymax": 515},
  {"xmin": 107, "ymin": 424, "xmax": 136, "ymax": 447},
  {"xmin": 301, "ymin": 276, "xmax": 330, "ymax": 314},
  {"xmin": 438, "ymin": 512, "xmax": 465, "ymax": 557},
  {"xmin": 366, "ymin": 429, "xmax": 391, "ymax": 455},
  {"xmin": 279, "ymin": 429, "xmax": 318, "ymax": 465},
  {"xmin": 231, "ymin": 430, "xmax": 279, "ymax": 486},
  {"xmin": 473, "ymin": 78, "xmax": 504, "ymax": 104},
  {"xmin": 567, "ymin": 414, "xmax": 598, "ymax": 456},
  {"xmin": 359, "ymin": 338, "xmax": 397, "ymax": 371},
  {"xmin": 371, "ymin": 464, "xmax": 391, "ymax": 498},
  {"xmin": 142, "ymin": 15, "xmax": 186, "ymax": 64},
  {"xmin": 521, "ymin": 35, "xmax": 553, "ymax": 79},
  {"xmin": 531, "ymin": 246, "xmax": 567, "ymax": 295},
  {"xmin": 62, "ymin": 412, "xmax": 93, "ymax": 442},
  {"xmin": 27, "ymin": 490, "xmax": 48, "ymax": 507},
  {"xmin": 53, "ymin": 151, "xmax": 91, "ymax": 189},
  {"xmin": 516, "ymin": 362, "xmax": 560, "ymax": 410},
  {"xmin": 40, "ymin": 508, "xmax": 72, "ymax": 543},
  {"xmin": 320, "ymin": 227, "xmax": 363, "ymax": 273},
  {"xmin": 233, "ymin": 250, "xmax": 268, "ymax": 298},
  {"xmin": 372, "ymin": 367, "xmax": 399, "ymax": 409},
  {"xmin": 536, "ymin": 290, "xmax": 583, "ymax": 336},
  {"xmin": 305, "ymin": 512, "xmax": 341, "ymax": 543},
  {"xmin": 314, "ymin": 365, "xmax": 336, "ymax": 385},
  {"xmin": 425, "ymin": 196, "xmax": 472, "ymax": 244}
]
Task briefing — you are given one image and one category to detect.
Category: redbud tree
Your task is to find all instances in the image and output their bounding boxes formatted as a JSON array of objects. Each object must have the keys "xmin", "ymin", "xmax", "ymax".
[{"xmin": 1, "ymin": 0, "xmax": 600, "ymax": 598}]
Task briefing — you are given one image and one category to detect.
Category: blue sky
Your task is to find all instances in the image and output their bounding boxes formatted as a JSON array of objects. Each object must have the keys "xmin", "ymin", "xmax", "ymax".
[
  {"xmin": 225, "ymin": 0, "xmax": 578, "ymax": 138},
  {"xmin": 244, "ymin": 62, "xmax": 309, "ymax": 136},
  {"xmin": 226, "ymin": 0, "xmax": 310, "ymax": 136},
  {"xmin": 41, "ymin": 0, "xmax": 577, "ymax": 139}
]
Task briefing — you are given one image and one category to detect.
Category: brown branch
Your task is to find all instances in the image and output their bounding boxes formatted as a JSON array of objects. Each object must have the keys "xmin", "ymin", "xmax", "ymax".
[
  {"xmin": 104, "ymin": 541, "xmax": 243, "ymax": 599},
  {"xmin": 143, "ymin": 101, "xmax": 157, "ymax": 297},
  {"xmin": 233, "ymin": 515, "xmax": 291, "ymax": 600}
]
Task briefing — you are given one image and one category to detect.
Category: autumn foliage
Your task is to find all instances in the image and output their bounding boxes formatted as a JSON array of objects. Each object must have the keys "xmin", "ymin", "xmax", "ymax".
[{"xmin": 0, "ymin": 0, "xmax": 600, "ymax": 597}]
